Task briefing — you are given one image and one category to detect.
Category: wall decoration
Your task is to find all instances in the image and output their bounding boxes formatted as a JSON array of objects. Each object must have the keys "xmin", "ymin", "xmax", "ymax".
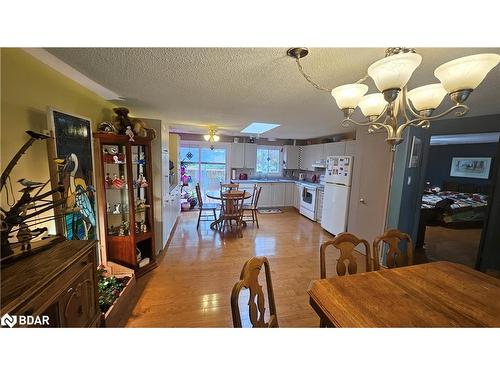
[
  {"xmin": 47, "ymin": 108, "xmax": 97, "ymax": 240},
  {"xmin": 408, "ymin": 136, "xmax": 422, "ymax": 168},
  {"xmin": 450, "ymin": 157, "xmax": 492, "ymax": 179}
]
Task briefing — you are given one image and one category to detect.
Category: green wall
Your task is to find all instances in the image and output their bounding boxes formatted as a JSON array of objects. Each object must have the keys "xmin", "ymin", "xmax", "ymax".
[{"xmin": 1, "ymin": 48, "xmax": 115, "ymax": 232}]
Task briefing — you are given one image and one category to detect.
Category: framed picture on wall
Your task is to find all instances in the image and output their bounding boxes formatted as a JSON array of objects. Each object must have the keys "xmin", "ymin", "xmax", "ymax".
[
  {"xmin": 408, "ymin": 136, "xmax": 422, "ymax": 168},
  {"xmin": 450, "ymin": 157, "xmax": 492, "ymax": 179},
  {"xmin": 47, "ymin": 108, "xmax": 98, "ymax": 240}
]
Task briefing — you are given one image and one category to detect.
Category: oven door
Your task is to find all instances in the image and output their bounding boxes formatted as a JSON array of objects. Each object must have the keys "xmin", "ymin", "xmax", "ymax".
[{"xmin": 300, "ymin": 185, "xmax": 316, "ymax": 211}]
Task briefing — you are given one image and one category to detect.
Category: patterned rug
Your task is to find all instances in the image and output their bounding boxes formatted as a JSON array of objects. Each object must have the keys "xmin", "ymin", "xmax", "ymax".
[{"xmin": 258, "ymin": 208, "xmax": 283, "ymax": 214}]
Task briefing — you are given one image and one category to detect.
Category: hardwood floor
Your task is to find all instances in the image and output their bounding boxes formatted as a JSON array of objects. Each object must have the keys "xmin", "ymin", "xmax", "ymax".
[{"xmin": 125, "ymin": 208, "xmax": 368, "ymax": 327}]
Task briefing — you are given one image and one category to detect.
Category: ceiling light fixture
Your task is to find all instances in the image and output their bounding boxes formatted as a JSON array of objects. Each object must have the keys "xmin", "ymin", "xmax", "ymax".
[
  {"xmin": 203, "ymin": 128, "xmax": 220, "ymax": 149},
  {"xmin": 287, "ymin": 47, "xmax": 500, "ymax": 150}
]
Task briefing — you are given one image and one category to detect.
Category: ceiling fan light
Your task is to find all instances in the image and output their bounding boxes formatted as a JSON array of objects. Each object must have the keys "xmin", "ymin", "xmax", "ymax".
[
  {"xmin": 368, "ymin": 53, "xmax": 422, "ymax": 92},
  {"xmin": 358, "ymin": 93, "xmax": 387, "ymax": 117},
  {"xmin": 408, "ymin": 83, "xmax": 447, "ymax": 111},
  {"xmin": 434, "ymin": 53, "xmax": 500, "ymax": 93},
  {"xmin": 203, "ymin": 134, "xmax": 211, "ymax": 142},
  {"xmin": 213, "ymin": 134, "xmax": 220, "ymax": 142},
  {"xmin": 331, "ymin": 84, "xmax": 368, "ymax": 110}
]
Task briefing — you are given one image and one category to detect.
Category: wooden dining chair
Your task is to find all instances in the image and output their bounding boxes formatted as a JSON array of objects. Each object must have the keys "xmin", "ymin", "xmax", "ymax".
[
  {"xmin": 373, "ymin": 228, "xmax": 413, "ymax": 270},
  {"xmin": 320, "ymin": 232, "xmax": 373, "ymax": 279},
  {"xmin": 242, "ymin": 185, "xmax": 262, "ymax": 228},
  {"xmin": 230, "ymin": 256, "xmax": 279, "ymax": 328},
  {"xmin": 220, "ymin": 182, "xmax": 239, "ymax": 191},
  {"xmin": 195, "ymin": 183, "xmax": 219, "ymax": 230},
  {"xmin": 219, "ymin": 190, "xmax": 246, "ymax": 237},
  {"xmin": 319, "ymin": 232, "xmax": 372, "ymax": 327}
]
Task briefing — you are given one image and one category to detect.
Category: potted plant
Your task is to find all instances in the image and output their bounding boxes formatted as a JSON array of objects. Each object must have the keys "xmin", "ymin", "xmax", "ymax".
[{"xmin": 187, "ymin": 190, "xmax": 198, "ymax": 209}]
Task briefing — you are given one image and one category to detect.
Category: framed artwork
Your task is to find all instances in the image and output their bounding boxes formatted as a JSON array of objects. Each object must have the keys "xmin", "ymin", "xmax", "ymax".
[
  {"xmin": 408, "ymin": 136, "xmax": 422, "ymax": 168},
  {"xmin": 47, "ymin": 108, "xmax": 98, "ymax": 240},
  {"xmin": 450, "ymin": 157, "xmax": 492, "ymax": 179}
]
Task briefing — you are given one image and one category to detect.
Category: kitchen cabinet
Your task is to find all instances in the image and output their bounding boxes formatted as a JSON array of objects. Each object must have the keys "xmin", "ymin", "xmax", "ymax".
[
  {"xmin": 344, "ymin": 140, "xmax": 357, "ymax": 156},
  {"xmin": 230, "ymin": 143, "xmax": 245, "ymax": 168},
  {"xmin": 294, "ymin": 183, "xmax": 301, "ymax": 209},
  {"xmin": 283, "ymin": 145, "xmax": 299, "ymax": 169},
  {"xmin": 310, "ymin": 144, "xmax": 325, "ymax": 165},
  {"xmin": 284, "ymin": 183, "xmax": 295, "ymax": 206},
  {"xmin": 315, "ymin": 189, "xmax": 324, "ymax": 223},
  {"xmin": 323, "ymin": 142, "xmax": 346, "ymax": 157},
  {"xmin": 244, "ymin": 143, "xmax": 257, "ymax": 169},
  {"xmin": 256, "ymin": 183, "xmax": 273, "ymax": 207},
  {"xmin": 300, "ymin": 144, "xmax": 325, "ymax": 170},
  {"xmin": 272, "ymin": 183, "xmax": 285, "ymax": 207}
]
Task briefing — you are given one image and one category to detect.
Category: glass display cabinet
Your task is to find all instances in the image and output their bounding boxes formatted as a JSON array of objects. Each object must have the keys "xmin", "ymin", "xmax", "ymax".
[{"xmin": 94, "ymin": 133, "xmax": 157, "ymax": 277}]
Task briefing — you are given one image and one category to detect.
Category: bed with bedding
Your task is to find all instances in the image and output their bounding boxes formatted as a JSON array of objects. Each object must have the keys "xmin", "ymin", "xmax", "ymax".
[{"xmin": 416, "ymin": 183, "xmax": 490, "ymax": 247}]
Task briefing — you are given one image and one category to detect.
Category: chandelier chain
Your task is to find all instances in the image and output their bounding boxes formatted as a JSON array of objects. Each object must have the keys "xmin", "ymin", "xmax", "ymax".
[{"xmin": 295, "ymin": 57, "xmax": 369, "ymax": 92}]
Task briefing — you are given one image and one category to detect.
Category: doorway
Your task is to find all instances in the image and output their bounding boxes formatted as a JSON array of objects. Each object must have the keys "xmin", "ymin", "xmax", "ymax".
[{"xmin": 414, "ymin": 132, "xmax": 499, "ymax": 267}]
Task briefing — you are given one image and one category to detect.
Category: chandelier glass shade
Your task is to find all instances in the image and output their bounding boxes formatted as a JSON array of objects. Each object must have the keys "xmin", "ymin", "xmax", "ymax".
[
  {"xmin": 331, "ymin": 84, "xmax": 368, "ymax": 112},
  {"xmin": 407, "ymin": 84, "xmax": 447, "ymax": 111},
  {"xmin": 203, "ymin": 129, "xmax": 220, "ymax": 143},
  {"xmin": 434, "ymin": 53, "xmax": 500, "ymax": 93},
  {"xmin": 367, "ymin": 52, "xmax": 422, "ymax": 92},
  {"xmin": 287, "ymin": 47, "xmax": 500, "ymax": 150},
  {"xmin": 358, "ymin": 93, "xmax": 387, "ymax": 118}
]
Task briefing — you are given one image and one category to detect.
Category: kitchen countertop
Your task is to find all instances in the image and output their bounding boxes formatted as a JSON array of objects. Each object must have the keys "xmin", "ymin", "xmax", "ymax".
[{"xmin": 231, "ymin": 178, "xmax": 324, "ymax": 189}]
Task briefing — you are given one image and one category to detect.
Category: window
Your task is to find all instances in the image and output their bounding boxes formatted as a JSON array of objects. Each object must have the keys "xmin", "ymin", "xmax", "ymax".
[
  {"xmin": 180, "ymin": 144, "xmax": 227, "ymax": 197},
  {"xmin": 256, "ymin": 148, "xmax": 281, "ymax": 174}
]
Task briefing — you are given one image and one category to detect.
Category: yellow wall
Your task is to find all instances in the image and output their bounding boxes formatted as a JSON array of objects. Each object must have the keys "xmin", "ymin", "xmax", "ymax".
[{"xmin": 1, "ymin": 48, "xmax": 115, "ymax": 232}]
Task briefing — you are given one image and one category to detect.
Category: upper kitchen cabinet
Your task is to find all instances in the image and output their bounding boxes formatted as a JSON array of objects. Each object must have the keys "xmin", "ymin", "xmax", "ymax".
[
  {"xmin": 300, "ymin": 144, "xmax": 324, "ymax": 171},
  {"xmin": 310, "ymin": 144, "xmax": 325, "ymax": 166},
  {"xmin": 323, "ymin": 142, "xmax": 346, "ymax": 157},
  {"xmin": 344, "ymin": 140, "xmax": 357, "ymax": 156},
  {"xmin": 230, "ymin": 143, "xmax": 256, "ymax": 169},
  {"xmin": 283, "ymin": 145, "xmax": 299, "ymax": 169},
  {"xmin": 244, "ymin": 143, "xmax": 257, "ymax": 169},
  {"xmin": 230, "ymin": 143, "xmax": 245, "ymax": 168}
]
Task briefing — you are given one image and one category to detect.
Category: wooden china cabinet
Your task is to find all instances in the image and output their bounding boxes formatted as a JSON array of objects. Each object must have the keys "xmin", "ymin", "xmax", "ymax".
[{"xmin": 94, "ymin": 133, "xmax": 157, "ymax": 277}]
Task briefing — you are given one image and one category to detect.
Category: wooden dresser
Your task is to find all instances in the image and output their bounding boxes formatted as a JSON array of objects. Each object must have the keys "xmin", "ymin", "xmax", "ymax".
[{"xmin": 1, "ymin": 240, "xmax": 100, "ymax": 328}]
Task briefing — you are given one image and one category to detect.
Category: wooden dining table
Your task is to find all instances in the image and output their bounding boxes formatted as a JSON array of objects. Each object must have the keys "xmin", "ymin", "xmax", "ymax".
[
  {"xmin": 205, "ymin": 190, "xmax": 252, "ymax": 230},
  {"xmin": 308, "ymin": 261, "xmax": 500, "ymax": 327}
]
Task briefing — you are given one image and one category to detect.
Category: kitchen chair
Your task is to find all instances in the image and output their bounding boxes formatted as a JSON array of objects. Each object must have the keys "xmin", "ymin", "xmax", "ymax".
[
  {"xmin": 242, "ymin": 185, "xmax": 262, "ymax": 228},
  {"xmin": 373, "ymin": 229, "xmax": 413, "ymax": 270},
  {"xmin": 219, "ymin": 190, "xmax": 246, "ymax": 237},
  {"xmin": 195, "ymin": 183, "xmax": 220, "ymax": 230},
  {"xmin": 319, "ymin": 232, "xmax": 372, "ymax": 327},
  {"xmin": 320, "ymin": 232, "xmax": 373, "ymax": 279},
  {"xmin": 231, "ymin": 256, "xmax": 279, "ymax": 328},
  {"xmin": 220, "ymin": 182, "xmax": 239, "ymax": 191}
]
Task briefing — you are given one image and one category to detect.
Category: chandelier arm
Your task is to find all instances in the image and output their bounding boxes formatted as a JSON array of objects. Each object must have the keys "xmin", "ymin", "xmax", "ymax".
[
  {"xmin": 341, "ymin": 118, "xmax": 385, "ymax": 128},
  {"xmin": 401, "ymin": 86, "xmax": 413, "ymax": 122},
  {"xmin": 395, "ymin": 119, "xmax": 430, "ymax": 139},
  {"xmin": 355, "ymin": 75, "xmax": 369, "ymax": 84},
  {"xmin": 295, "ymin": 58, "xmax": 332, "ymax": 92},
  {"xmin": 422, "ymin": 104, "xmax": 470, "ymax": 121}
]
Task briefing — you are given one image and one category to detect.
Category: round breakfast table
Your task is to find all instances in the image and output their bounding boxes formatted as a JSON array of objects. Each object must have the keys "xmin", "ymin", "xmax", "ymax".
[{"xmin": 206, "ymin": 190, "xmax": 252, "ymax": 230}]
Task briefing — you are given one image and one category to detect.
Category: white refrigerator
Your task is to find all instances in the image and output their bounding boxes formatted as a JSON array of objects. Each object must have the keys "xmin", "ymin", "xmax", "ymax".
[{"xmin": 321, "ymin": 156, "xmax": 353, "ymax": 235}]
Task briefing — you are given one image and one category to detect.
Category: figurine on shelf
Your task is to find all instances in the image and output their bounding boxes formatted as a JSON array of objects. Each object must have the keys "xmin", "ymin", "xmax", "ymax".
[
  {"xmin": 140, "ymin": 221, "xmax": 148, "ymax": 233},
  {"xmin": 137, "ymin": 173, "xmax": 148, "ymax": 188},
  {"xmin": 125, "ymin": 126, "xmax": 135, "ymax": 142},
  {"xmin": 118, "ymin": 226, "xmax": 125, "ymax": 236},
  {"xmin": 136, "ymin": 199, "xmax": 150, "ymax": 210},
  {"xmin": 113, "ymin": 203, "xmax": 121, "ymax": 214},
  {"xmin": 108, "ymin": 147, "xmax": 118, "ymax": 155},
  {"xmin": 132, "ymin": 179, "xmax": 138, "ymax": 189},
  {"xmin": 137, "ymin": 151, "xmax": 146, "ymax": 165},
  {"xmin": 136, "ymin": 247, "xmax": 142, "ymax": 262},
  {"xmin": 135, "ymin": 221, "xmax": 140, "ymax": 233},
  {"xmin": 106, "ymin": 202, "xmax": 111, "ymax": 212},
  {"xmin": 105, "ymin": 173, "xmax": 112, "ymax": 188},
  {"xmin": 112, "ymin": 174, "xmax": 125, "ymax": 189}
]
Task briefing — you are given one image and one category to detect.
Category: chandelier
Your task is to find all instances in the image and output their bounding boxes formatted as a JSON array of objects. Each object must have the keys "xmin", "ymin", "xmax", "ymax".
[
  {"xmin": 203, "ymin": 128, "xmax": 220, "ymax": 149},
  {"xmin": 288, "ymin": 47, "xmax": 500, "ymax": 150}
]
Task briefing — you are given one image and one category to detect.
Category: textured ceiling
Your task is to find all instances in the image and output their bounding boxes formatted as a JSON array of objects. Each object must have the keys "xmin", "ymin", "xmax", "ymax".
[{"xmin": 46, "ymin": 48, "xmax": 500, "ymax": 139}]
